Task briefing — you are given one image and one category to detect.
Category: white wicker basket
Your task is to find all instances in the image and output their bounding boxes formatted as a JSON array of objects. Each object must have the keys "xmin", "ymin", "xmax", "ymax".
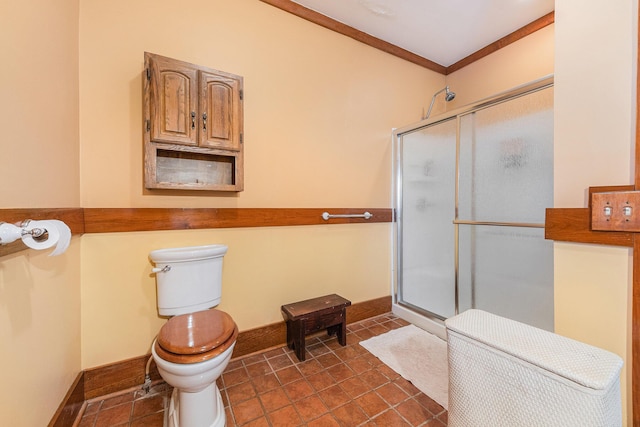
[{"xmin": 445, "ymin": 309, "xmax": 623, "ymax": 427}]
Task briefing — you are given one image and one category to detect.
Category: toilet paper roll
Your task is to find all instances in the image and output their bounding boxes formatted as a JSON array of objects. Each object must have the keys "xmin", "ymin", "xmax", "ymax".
[
  {"xmin": 21, "ymin": 220, "xmax": 71, "ymax": 256},
  {"xmin": 47, "ymin": 220, "xmax": 71, "ymax": 256}
]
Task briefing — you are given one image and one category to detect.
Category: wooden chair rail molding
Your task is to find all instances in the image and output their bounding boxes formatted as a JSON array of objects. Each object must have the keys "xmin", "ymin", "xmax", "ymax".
[
  {"xmin": 0, "ymin": 207, "xmax": 393, "ymax": 256},
  {"xmin": 83, "ymin": 208, "xmax": 392, "ymax": 232},
  {"xmin": 545, "ymin": 208, "xmax": 634, "ymax": 247},
  {"xmin": 0, "ymin": 208, "xmax": 85, "ymax": 258},
  {"xmin": 545, "ymin": 185, "xmax": 635, "ymax": 247}
]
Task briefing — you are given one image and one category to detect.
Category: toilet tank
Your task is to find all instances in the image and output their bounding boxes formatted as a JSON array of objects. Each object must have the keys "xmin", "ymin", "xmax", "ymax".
[{"xmin": 150, "ymin": 244, "xmax": 228, "ymax": 316}]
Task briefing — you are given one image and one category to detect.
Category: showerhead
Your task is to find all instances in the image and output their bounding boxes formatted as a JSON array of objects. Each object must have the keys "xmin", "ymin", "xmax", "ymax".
[
  {"xmin": 444, "ymin": 87, "xmax": 456, "ymax": 102},
  {"xmin": 424, "ymin": 86, "xmax": 456, "ymax": 120}
]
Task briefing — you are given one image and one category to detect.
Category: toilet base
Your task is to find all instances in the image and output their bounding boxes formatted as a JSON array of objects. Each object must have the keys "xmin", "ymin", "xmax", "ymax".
[{"xmin": 167, "ymin": 383, "xmax": 226, "ymax": 427}]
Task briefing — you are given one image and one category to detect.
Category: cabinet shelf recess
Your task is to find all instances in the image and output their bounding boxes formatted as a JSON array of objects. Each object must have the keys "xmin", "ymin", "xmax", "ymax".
[{"xmin": 156, "ymin": 149, "xmax": 235, "ymax": 187}]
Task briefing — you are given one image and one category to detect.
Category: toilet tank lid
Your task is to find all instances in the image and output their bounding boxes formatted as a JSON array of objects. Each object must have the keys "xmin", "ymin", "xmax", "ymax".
[
  {"xmin": 445, "ymin": 309, "xmax": 623, "ymax": 391},
  {"xmin": 150, "ymin": 244, "xmax": 228, "ymax": 263}
]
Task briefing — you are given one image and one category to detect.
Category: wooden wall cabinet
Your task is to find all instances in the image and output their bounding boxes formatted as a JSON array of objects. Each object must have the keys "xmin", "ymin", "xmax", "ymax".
[{"xmin": 143, "ymin": 52, "xmax": 244, "ymax": 191}]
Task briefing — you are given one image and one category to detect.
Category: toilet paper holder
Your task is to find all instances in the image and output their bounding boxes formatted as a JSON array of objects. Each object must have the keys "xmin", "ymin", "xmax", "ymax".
[
  {"xmin": 0, "ymin": 219, "xmax": 71, "ymax": 256},
  {"xmin": 0, "ymin": 220, "xmax": 45, "ymax": 245}
]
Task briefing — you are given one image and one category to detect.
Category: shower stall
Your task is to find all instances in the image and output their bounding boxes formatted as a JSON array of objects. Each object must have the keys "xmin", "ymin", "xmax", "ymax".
[{"xmin": 392, "ymin": 77, "xmax": 554, "ymax": 338}]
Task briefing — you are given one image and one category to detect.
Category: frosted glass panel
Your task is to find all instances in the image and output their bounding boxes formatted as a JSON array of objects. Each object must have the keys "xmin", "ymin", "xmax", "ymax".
[
  {"xmin": 459, "ymin": 87, "xmax": 553, "ymax": 223},
  {"xmin": 458, "ymin": 225, "xmax": 554, "ymax": 331},
  {"xmin": 399, "ymin": 119, "xmax": 456, "ymax": 319}
]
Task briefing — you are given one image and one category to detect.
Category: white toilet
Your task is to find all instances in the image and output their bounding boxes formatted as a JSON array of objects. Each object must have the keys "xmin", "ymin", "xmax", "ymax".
[{"xmin": 149, "ymin": 244, "xmax": 237, "ymax": 427}]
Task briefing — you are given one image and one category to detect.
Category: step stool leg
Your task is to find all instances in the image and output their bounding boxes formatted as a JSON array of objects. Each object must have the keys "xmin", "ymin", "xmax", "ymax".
[
  {"xmin": 292, "ymin": 319, "xmax": 306, "ymax": 361},
  {"xmin": 286, "ymin": 320, "xmax": 294, "ymax": 350},
  {"xmin": 337, "ymin": 318, "xmax": 347, "ymax": 346}
]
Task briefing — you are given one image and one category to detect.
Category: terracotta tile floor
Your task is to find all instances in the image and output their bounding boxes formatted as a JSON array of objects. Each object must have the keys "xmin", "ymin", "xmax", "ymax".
[{"xmin": 75, "ymin": 313, "xmax": 448, "ymax": 426}]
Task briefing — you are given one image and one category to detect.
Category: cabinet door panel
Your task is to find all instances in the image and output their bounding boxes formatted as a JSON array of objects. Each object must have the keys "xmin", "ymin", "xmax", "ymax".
[
  {"xmin": 148, "ymin": 56, "xmax": 198, "ymax": 146},
  {"xmin": 200, "ymin": 71, "xmax": 242, "ymax": 151}
]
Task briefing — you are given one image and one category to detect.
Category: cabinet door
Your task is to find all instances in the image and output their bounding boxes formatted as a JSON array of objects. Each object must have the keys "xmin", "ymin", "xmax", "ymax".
[
  {"xmin": 199, "ymin": 71, "xmax": 243, "ymax": 151},
  {"xmin": 147, "ymin": 54, "xmax": 198, "ymax": 146}
]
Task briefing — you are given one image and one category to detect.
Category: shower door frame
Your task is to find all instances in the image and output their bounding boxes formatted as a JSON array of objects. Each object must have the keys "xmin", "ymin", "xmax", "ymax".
[{"xmin": 392, "ymin": 75, "xmax": 554, "ymax": 338}]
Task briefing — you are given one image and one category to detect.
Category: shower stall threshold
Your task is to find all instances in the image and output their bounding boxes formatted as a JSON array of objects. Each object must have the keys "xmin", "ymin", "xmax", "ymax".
[{"xmin": 392, "ymin": 303, "xmax": 447, "ymax": 340}]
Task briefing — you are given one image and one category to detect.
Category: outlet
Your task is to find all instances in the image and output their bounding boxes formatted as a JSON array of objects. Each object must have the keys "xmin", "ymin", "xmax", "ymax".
[{"xmin": 592, "ymin": 191, "xmax": 640, "ymax": 231}]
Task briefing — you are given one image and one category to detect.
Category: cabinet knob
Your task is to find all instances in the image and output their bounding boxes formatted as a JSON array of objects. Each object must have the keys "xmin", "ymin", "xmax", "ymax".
[
  {"xmin": 202, "ymin": 112, "xmax": 207, "ymax": 131},
  {"xmin": 191, "ymin": 112, "xmax": 196, "ymax": 129}
]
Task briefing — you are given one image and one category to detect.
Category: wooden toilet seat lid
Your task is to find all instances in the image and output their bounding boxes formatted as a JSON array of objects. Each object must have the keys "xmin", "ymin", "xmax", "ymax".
[{"xmin": 157, "ymin": 309, "xmax": 237, "ymax": 356}]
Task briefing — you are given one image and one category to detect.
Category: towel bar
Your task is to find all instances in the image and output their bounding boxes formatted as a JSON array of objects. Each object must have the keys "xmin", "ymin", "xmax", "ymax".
[{"xmin": 321, "ymin": 211, "xmax": 373, "ymax": 220}]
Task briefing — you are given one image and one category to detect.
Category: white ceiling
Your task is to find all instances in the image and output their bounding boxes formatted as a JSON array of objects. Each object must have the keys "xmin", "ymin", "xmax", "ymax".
[{"xmin": 291, "ymin": 0, "xmax": 555, "ymax": 67}]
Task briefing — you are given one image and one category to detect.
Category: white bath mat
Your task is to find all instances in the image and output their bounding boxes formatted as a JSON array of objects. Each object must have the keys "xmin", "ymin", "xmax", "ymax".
[{"xmin": 360, "ymin": 324, "xmax": 448, "ymax": 409}]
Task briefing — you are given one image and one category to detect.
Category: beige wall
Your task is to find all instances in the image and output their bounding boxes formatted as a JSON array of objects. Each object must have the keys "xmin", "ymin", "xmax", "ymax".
[
  {"xmin": 1, "ymin": 0, "xmax": 80, "ymax": 208},
  {"xmin": 0, "ymin": 0, "xmax": 81, "ymax": 425},
  {"xmin": 81, "ymin": 224, "xmax": 391, "ymax": 366},
  {"xmin": 554, "ymin": 0, "xmax": 637, "ymax": 424},
  {"xmin": 445, "ymin": 24, "xmax": 554, "ymax": 109},
  {"xmin": 79, "ymin": 0, "xmax": 443, "ymax": 208},
  {"xmin": 78, "ymin": 0, "xmax": 441, "ymax": 368},
  {"xmin": 0, "ymin": 244, "xmax": 82, "ymax": 424}
]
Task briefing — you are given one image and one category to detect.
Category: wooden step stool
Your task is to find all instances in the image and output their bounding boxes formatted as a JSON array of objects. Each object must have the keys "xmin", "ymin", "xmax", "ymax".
[{"xmin": 281, "ymin": 294, "xmax": 351, "ymax": 361}]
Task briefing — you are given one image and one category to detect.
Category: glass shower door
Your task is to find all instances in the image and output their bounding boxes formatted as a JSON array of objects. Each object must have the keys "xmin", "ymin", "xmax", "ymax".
[
  {"xmin": 397, "ymin": 118, "xmax": 457, "ymax": 319},
  {"xmin": 394, "ymin": 78, "xmax": 554, "ymax": 331},
  {"xmin": 457, "ymin": 87, "xmax": 554, "ymax": 330}
]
